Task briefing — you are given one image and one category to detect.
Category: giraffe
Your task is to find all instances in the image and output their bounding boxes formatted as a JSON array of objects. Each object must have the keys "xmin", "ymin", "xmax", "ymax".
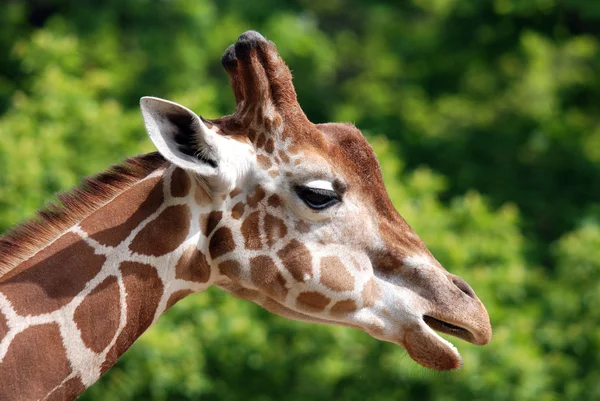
[{"xmin": 0, "ymin": 31, "xmax": 492, "ymax": 400}]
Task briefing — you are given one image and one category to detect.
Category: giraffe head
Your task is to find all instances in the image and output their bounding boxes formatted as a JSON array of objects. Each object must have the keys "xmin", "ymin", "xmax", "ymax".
[{"xmin": 140, "ymin": 31, "xmax": 491, "ymax": 370}]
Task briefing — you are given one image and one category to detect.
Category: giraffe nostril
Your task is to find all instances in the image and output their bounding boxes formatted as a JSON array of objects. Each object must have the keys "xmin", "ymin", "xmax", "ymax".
[{"xmin": 450, "ymin": 275, "xmax": 476, "ymax": 300}]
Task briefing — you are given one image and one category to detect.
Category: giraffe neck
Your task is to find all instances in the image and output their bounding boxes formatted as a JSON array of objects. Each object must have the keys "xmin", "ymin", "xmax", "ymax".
[{"xmin": 0, "ymin": 159, "xmax": 218, "ymax": 400}]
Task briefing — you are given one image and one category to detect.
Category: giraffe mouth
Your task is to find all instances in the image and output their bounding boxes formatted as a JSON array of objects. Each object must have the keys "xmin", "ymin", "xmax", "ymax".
[
  {"xmin": 422, "ymin": 315, "xmax": 476, "ymax": 344},
  {"xmin": 401, "ymin": 315, "xmax": 481, "ymax": 370}
]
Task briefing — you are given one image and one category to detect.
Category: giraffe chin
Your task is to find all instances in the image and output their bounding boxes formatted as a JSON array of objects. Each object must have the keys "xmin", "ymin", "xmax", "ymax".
[{"xmin": 403, "ymin": 323, "xmax": 464, "ymax": 371}]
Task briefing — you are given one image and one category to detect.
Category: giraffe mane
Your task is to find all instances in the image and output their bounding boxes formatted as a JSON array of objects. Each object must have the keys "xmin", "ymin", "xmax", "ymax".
[{"xmin": 0, "ymin": 152, "xmax": 168, "ymax": 277}]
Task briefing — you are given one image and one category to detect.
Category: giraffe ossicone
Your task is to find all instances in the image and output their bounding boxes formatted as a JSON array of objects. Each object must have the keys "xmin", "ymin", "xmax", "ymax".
[{"xmin": 0, "ymin": 30, "xmax": 492, "ymax": 400}]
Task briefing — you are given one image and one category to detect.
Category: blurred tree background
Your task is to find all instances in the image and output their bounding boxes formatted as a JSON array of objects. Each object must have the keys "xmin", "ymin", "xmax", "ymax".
[{"xmin": 1, "ymin": 0, "xmax": 599, "ymax": 399}]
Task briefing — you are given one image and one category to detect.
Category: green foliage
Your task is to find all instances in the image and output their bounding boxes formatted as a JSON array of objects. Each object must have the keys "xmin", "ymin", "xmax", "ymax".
[{"xmin": 1, "ymin": 0, "xmax": 599, "ymax": 399}]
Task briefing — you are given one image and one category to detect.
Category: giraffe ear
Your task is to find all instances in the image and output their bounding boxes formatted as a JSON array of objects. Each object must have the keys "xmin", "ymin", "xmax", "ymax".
[{"xmin": 140, "ymin": 97, "xmax": 221, "ymax": 177}]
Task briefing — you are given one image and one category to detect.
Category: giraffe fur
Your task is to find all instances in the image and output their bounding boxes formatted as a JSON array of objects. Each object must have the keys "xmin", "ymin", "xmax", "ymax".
[{"xmin": 0, "ymin": 31, "xmax": 492, "ymax": 400}]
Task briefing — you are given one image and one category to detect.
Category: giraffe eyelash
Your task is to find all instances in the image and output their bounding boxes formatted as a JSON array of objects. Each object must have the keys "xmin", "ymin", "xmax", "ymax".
[{"xmin": 295, "ymin": 185, "xmax": 341, "ymax": 210}]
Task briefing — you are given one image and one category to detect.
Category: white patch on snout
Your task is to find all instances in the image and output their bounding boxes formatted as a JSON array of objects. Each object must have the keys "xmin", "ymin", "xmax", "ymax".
[
  {"xmin": 304, "ymin": 180, "xmax": 334, "ymax": 191},
  {"xmin": 403, "ymin": 254, "xmax": 436, "ymax": 269}
]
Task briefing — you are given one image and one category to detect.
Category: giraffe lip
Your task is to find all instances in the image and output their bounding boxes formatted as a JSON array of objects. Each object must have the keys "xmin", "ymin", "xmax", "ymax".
[{"xmin": 422, "ymin": 315, "xmax": 476, "ymax": 344}]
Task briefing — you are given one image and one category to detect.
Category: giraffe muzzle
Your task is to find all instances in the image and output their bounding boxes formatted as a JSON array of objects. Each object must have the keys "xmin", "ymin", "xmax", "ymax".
[
  {"xmin": 373, "ymin": 248, "xmax": 492, "ymax": 369},
  {"xmin": 404, "ymin": 274, "xmax": 492, "ymax": 370}
]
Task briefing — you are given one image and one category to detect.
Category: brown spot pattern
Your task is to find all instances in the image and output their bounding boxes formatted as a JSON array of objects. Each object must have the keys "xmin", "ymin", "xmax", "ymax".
[
  {"xmin": 267, "ymin": 194, "xmax": 283, "ymax": 208},
  {"xmin": 170, "ymin": 168, "xmax": 191, "ymax": 197},
  {"xmin": 1, "ymin": 233, "xmax": 105, "ymax": 315},
  {"xmin": 278, "ymin": 150, "xmax": 290, "ymax": 163},
  {"xmin": 246, "ymin": 187, "xmax": 266, "ymax": 207},
  {"xmin": 256, "ymin": 133, "xmax": 266, "ymax": 149},
  {"xmin": 199, "ymin": 213, "xmax": 209, "ymax": 235},
  {"xmin": 277, "ymin": 239, "xmax": 313, "ymax": 282},
  {"xmin": 264, "ymin": 214, "xmax": 288, "ymax": 247},
  {"xmin": 129, "ymin": 204, "xmax": 191, "ymax": 256},
  {"xmin": 362, "ymin": 278, "xmax": 380, "ymax": 307},
  {"xmin": 297, "ymin": 291, "xmax": 331, "ymax": 311},
  {"xmin": 82, "ymin": 176, "xmax": 164, "ymax": 247},
  {"xmin": 331, "ymin": 299, "xmax": 358, "ymax": 314},
  {"xmin": 257, "ymin": 155, "xmax": 272, "ymax": 169},
  {"xmin": 295, "ymin": 220, "xmax": 311, "ymax": 233},
  {"xmin": 265, "ymin": 138, "xmax": 275, "ymax": 153},
  {"xmin": 166, "ymin": 289, "xmax": 194, "ymax": 310},
  {"xmin": 250, "ymin": 256, "xmax": 288, "ymax": 299},
  {"xmin": 175, "ymin": 245, "xmax": 211, "ymax": 283},
  {"xmin": 248, "ymin": 129, "xmax": 258, "ymax": 143},
  {"xmin": 0, "ymin": 311, "xmax": 8, "ymax": 342},
  {"xmin": 205, "ymin": 211, "xmax": 223, "ymax": 237},
  {"xmin": 73, "ymin": 276, "xmax": 121, "ymax": 353},
  {"xmin": 0, "ymin": 323, "xmax": 71, "ymax": 401},
  {"xmin": 229, "ymin": 188, "xmax": 242, "ymax": 198},
  {"xmin": 320, "ymin": 256, "xmax": 355, "ymax": 292},
  {"xmin": 101, "ymin": 262, "xmax": 163, "ymax": 373},
  {"xmin": 209, "ymin": 227, "xmax": 236, "ymax": 259},
  {"xmin": 218, "ymin": 260, "xmax": 241, "ymax": 278},
  {"xmin": 231, "ymin": 202, "xmax": 245, "ymax": 219},
  {"xmin": 241, "ymin": 211, "xmax": 262, "ymax": 250}
]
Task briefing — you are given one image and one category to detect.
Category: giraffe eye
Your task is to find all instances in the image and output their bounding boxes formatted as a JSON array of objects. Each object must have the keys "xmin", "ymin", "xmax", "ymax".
[{"xmin": 295, "ymin": 186, "xmax": 340, "ymax": 210}]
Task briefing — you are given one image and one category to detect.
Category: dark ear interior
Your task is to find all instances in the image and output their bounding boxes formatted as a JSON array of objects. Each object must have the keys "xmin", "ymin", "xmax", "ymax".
[{"xmin": 166, "ymin": 112, "xmax": 218, "ymax": 169}]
